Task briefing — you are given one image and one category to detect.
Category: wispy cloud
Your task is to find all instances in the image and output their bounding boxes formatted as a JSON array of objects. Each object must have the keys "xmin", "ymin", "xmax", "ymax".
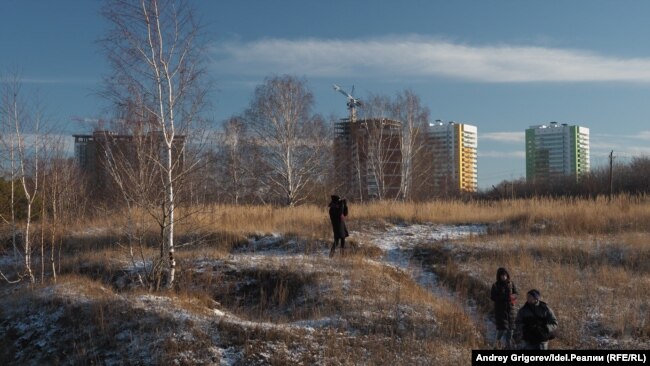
[
  {"xmin": 0, "ymin": 78, "xmax": 97, "ymax": 85},
  {"xmin": 633, "ymin": 131, "xmax": 650, "ymax": 140},
  {"xmin": 590, "ymin": 144, "xmax": 650, "ymax": 158},
  {"xmin": 479, "ymin": 151, "xmax": 526, "ymax": 158},
  {"xmin": 593, "ymin": 131, "xmax": 650, "ymax": 141},
  {"xmin": 590, "ymin": 133, "xmax": 650, "ymax": 158},
  {"xmin": 212, "ymin": 36, "xmax": 650, "ymax": 82},
  {"xmin": 2, "ymin": 133, "xmax": 74, "ymax": 155},
  {"xmin": 481, "ymin": 132, "xmax": 525, "ymax": 143}
]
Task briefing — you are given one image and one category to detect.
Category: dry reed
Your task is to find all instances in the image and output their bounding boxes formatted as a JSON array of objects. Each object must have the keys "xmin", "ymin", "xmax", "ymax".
[{"xmin": 62, "ymin": 196, "xmax": 650, "ymax": 243}]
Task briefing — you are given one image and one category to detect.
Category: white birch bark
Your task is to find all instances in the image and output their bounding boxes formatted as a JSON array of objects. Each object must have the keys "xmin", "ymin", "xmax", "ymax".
[{"xmin": 102, "ymin": 0, "xmax": 208, "ymax": 288}]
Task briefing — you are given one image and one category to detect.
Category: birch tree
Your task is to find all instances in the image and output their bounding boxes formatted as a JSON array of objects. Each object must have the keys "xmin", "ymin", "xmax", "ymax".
[
  {"xmin": 213, "ymin": 117, "xmax": 256, "ymax": 205},
  {"xmin": 44, "ymin": 140, "xmax": 84, "ymax": 283},
  {"xmin": 99, "ymin": 117, "xmax": 170, "ymax": 289},
  {"xmin": 393, "ymin": 90, "xmax": 430, "ymax": 201},
  {"xmin": 358, "ymin": 94, "xmax": 403, "ymax": 201},
  {"xmin": 0, "ymin": 77, "xmax": 45, "ymax": 283},
  {"xmin": 101, "ymin": 0, "xmax": 208, "ymax": 288},
  {"xmin": 245, "ymin": 75, "xmax": 328, "ymax": 206}
]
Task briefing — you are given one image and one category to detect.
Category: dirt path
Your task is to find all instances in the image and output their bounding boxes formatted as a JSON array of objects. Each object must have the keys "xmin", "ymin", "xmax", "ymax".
[
  {"xmin": 233, "ymin": 222, "xmax": 496, "ymax": 347},
  {"xmin": 351, "ymin": 223, "xmax": 497, "ymax": 345}
]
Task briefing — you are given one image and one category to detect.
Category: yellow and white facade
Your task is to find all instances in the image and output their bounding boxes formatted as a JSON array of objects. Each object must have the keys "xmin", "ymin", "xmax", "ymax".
[{"xmin": 428, "ymin": 121, "xmax": 478, "ymax": 194}]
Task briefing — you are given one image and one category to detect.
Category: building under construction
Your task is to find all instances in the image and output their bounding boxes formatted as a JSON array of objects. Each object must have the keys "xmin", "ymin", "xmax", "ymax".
[
  {"xmin": 334, "ymin": 118, "xmax": 403, "ymax": 201},
  {"xmin": 331, "ymin": 84, "xmax": 403, "ymax": 201},
  {"xmin": 73, "ymin": 130, "xmax": 185, "ymax": 200}
]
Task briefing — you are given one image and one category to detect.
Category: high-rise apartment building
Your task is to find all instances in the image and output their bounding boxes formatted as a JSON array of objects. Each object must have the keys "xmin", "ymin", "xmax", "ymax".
[
  {"xmin": 525, "ymin": 122, "xmax": 590, "ymax": 183},
  {"xmin": 427, "ymin": 121, "xmax": 478, "ymax": 194}
]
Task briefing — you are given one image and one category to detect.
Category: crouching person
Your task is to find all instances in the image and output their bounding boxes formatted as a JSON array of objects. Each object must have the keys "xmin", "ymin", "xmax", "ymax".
[{"xmin": 515, "ymin": 289, "xmax": 558, "ymax": 350}]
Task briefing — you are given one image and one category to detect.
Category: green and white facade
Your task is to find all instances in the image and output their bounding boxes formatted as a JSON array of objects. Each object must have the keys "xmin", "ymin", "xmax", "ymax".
[{"xmin": 525, "ymin": 122, "xmax": 590, "ymax": 183}]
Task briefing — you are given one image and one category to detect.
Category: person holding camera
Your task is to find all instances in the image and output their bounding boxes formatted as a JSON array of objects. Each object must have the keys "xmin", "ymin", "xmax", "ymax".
[
  {"xmin": 515, "ymin": 289, "xmax": 558, "ymax": 350},
  {"xmin": 328, "ymin": 195, "xmax": 348, "ymax": 257}
]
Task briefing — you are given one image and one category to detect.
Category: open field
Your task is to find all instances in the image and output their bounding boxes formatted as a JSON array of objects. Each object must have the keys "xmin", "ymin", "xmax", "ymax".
[{"xmin": 1, "ymin": 197, "xmax": 650, "ymax": 364}]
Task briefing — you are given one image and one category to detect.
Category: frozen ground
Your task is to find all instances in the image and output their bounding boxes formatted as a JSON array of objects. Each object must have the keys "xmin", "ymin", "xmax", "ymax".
[
  {"xmin": 0, "ymin": 222, "xmax": 492, "ymax": 365},
  {"xmin": 182, "ymin": 221, "xmax": 490, "ymax": 364},
  {"xmin": 351, "ymin": 223, "xmax": 486, "ymax": 297},
  {"xmin": 19, "ymin": 221, "xmax": 649, "ymax": 364},
  {"xmin": 220, "ymin": 222, "xmax": 494, "ymax": 352},
  {"xmin": 353, "ymin": 223, "xmax": 494, "ymax": 344}
]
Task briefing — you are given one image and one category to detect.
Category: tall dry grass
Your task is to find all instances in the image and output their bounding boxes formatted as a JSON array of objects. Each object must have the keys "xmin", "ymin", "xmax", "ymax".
[
  {"xmin": 7, "ymin": 195, "xmax": 649, "ymax": 361},
  {"xmin": 416, "ymin": 232, "xmax": 650, "ymax": 349},
  {"xmin": 64, "ymin": 195, "xmax": 650, "ymax": 242}
]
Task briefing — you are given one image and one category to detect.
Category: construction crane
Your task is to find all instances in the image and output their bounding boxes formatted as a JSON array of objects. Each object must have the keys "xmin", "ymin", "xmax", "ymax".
[
  {"xmin": 333, "ymin": 84, "xmax": 362, "ymax": 122},
  {"xmin": 72, "ymin": 116, "xmax": 105, "ymax": 131}
]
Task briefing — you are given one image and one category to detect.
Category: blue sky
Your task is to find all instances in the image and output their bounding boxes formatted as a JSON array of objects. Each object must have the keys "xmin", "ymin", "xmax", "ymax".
[{"xmin": 3, "ymin": 1, "xmax": 650, "ymax": 188}]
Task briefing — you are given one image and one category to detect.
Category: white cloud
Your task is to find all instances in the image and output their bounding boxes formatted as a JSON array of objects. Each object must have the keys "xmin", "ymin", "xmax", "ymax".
[
  {"xmin": 0, "ymin": 77, "xmax": 97, "ymax": 85},
  {"xmin": 2, "ymin": 133, "xmax": 73, "ymax": 155},
  {"xmin": 479, "ymin": 151, "xmax": 526, "ymax": 158},
  {"xmin": 481, "ymin": 132, "xmax": 525, "ymax": 143},
  {"xmin": 591, "ymin": 145, "xmax": 650, "ymax": 158},
  {"xmin": 589, "ymin": 133, "xmax": 650, "ymax": 158},
  {"xmin": 592, "ymin": 131, "xmax": 650, "ymax": 141},
  {"xmin": 634, "ymin": 131, "xmax": 650, "ymax": 140},
  {"xmin": 212, "ymin": 36, "xmax": 650, "ymax": 82}
]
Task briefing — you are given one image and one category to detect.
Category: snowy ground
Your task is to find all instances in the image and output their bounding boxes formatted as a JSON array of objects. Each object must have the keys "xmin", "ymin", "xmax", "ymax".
[
  {"xmin": 182, "ymin": 222, "xmax": 490, "ymax": 364},
  {"xmin": 233, "ymin": 222, "xmax": 488, "ymax": 305},
  {"xmin": 230, "ymin": 222, "xmax": 494, "ymax": 347},
  {"xmin": 10, "ymin": 221, "xmax": 647, "ymax": 364},
  {"xmin": 352, "ymin": 223, "xmax": 494, "ymax": 343},
  {"xmin": 358, "ymin": 223, "xmax": 486, "ymax": 283},
  {"xmin": 0, "ymin": 222, "xmax": 492, "ymax": 365}
]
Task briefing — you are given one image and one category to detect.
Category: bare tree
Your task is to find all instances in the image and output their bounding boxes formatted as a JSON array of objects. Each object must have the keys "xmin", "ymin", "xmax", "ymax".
[
  {"xmin": 357, "ymin": 94, "xmax": 403, "ymax": 201},
  {"xmin": 96, "ymin": 101, "xmax": 196, "ymax": 289},
  {"xmin": 44, "ymin": 140, "xmax": 85, "ymax": 283},
  {"xmin": 245, "ymin": 75, "xmax": 328, "ymax": 206},
  {"xmin": 213, "ymin": 117, "xmax": 256, "ymax": 205},
  {"xmin": 351, "ymin": 91, "xmax": 431, "ymax": 201},
  {"xmin": 393, "ymin": 90, "xmax": 430, "ymax": 201},
  {"xmin": 0, "ymin": 77, "xmax": 46, "ymax": 283},
  {"xmin": 101, "ymin": 0, "xmax": 209, "ymax": 288}
]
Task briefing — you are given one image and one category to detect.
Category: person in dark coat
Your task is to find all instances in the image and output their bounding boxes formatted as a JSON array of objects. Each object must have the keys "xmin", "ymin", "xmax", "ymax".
[
  {"xmin": 515, "ymin": 289, "xmax": 558, "ymax": 350},
  {"xmin": 490, "ymin": 267, "xmax": 518, "ymax": 349},
  {"xmin": 328, "ymin": 195, "xmax": 348, "ymax": 257}
]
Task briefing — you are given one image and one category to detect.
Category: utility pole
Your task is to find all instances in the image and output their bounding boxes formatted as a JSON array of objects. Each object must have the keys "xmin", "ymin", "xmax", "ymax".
[{"xmin": 608, "ymin": 150, "xmax": 614, "ymax": 201}]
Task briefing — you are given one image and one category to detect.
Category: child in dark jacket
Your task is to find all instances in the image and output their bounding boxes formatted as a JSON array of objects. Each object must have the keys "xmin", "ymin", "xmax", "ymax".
[{"xmin": 515, "ymin": 289, "xmax": 558, "ymax": 350}]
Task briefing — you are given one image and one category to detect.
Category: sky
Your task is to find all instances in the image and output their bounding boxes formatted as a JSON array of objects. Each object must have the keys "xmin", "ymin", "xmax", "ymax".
[{"xmin": 2, "ymin": 1, "xmax": 650, "ymax": 189}]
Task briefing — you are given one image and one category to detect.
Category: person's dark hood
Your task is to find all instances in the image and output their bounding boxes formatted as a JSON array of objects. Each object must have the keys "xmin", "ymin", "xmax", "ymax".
[
  {"xmin": 496, "ymin": 267, "xmax": 510, "ymax": 282},
  {"xmin": 330, "ymin": 195, "xmax": 340, "ymax": 203}
]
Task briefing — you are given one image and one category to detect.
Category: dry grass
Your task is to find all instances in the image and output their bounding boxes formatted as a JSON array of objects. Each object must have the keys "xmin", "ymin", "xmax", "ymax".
[
  {"xmin": 415, "ymin": 232, "xmax": 650, "ymax": 349},
  {"xmin": 59, "ymin": 196, "xmax": 650, "ymax": 245},
  {"xmin": 4, "ymin": 196, "xmax": 650, "ymax": 364},
  {"xmin": 357, "ymin": 196, "xmax": 650, "ymax": 234}
]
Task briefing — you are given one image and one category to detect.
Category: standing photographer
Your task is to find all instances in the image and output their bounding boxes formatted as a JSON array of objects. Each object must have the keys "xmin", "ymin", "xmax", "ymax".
[{"xmin": 328, "ymin": 195, "xmax": 348, "ymax": 257}]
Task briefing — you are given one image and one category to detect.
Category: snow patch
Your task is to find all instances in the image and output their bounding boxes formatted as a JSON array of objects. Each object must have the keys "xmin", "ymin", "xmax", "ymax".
[{"xmin": 364, "ymin": 223, "xmax": 487, "ymax": 252}]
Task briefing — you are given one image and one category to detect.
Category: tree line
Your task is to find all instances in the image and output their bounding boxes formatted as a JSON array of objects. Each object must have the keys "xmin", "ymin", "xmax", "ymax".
[
  {"xmin": 485, "ymin": 156, "xmax": 650, "ymax": 200},
  {"xmin": 2, "ymin": 0, "xmax": 650, "ymax": 289}
]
